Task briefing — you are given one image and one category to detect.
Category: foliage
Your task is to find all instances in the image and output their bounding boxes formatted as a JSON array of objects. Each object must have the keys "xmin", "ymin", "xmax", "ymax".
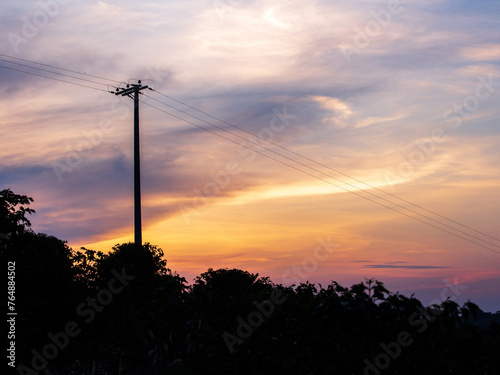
[
  {"xmin": 1, "ymin": 189, "xmax": 499, "ymax": 374},
  {"xmin": 0, "ymin": 188, "xmax": 35, "ymax": 238}
]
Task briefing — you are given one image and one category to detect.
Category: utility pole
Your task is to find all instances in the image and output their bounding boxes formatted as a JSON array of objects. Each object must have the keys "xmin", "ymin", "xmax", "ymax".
[{"xmin": 114, "ymin": 81, "xmax": 149, "ymax": 246}]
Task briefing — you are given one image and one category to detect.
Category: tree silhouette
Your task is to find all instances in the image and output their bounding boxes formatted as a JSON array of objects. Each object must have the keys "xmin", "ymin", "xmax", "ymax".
[
  {"xmin": 73, "ymin": 242, "xmax": 188, "ymax": 373},
  {"xmin": 1, "ymin": 190, "xmax": 85, "ymax": 367},
  {"xmin": 2, "ymin": 188, "xmax": 499, "ymax": 374},
  {"xmin": 0, "ymin": 188, "xmax": 34, "ymax": 238}
]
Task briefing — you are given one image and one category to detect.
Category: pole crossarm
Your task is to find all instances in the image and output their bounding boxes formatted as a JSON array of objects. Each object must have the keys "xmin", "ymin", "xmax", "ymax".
[{"xmin": 114, "ymin": 82, "xmax": 149, "ymax": 97}]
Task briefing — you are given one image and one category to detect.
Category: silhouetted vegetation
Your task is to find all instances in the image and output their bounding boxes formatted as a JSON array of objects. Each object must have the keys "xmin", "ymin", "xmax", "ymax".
[{"xmin": 1, "ymin": 188, "xmax": 499, "ymax": 374}]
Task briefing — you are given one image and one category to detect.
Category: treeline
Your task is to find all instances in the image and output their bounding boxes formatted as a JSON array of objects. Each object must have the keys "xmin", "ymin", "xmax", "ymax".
[{"xmin": 1, "ymin": 189, "xmax": 499, "ymax": 375}]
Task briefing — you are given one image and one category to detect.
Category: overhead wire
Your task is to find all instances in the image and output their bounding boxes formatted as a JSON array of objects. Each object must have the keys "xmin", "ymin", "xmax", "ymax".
[
  {"xmin": 142, "ymin": 92, "xmax": 500, "ymax": 252},
  {"xmin": 0, "ymin": 58, "xmax": 112, "ymax": 88},
  {"xmin": 0, "ymin": 53, "xmax": 121, "ymax": 84},
  {"xmin": 141, "ymin": 99, "xmax": 500, "ymax": 255},
  {"xmin": 0, "ymin": 52, "xmax": 498, "ymax": 254},
  {"xmin": 0, "ymin": 64, "xmax": 109, "ymax": 93},
  {"xmin": 150, "ymin": 88, "xmax": 500, "ymax": 245}
]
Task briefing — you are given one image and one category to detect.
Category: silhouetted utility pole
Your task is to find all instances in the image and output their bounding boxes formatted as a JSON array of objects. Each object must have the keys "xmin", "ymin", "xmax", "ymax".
[{"xmin": 114, "ymin": 81, "xmax": 149, "ymax": 246}]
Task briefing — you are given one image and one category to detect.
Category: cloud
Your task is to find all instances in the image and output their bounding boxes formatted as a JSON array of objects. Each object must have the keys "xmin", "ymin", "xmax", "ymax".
[
  {"xmin": 365, "ymin": 265, "xmax": 450, "ymax": 269},
  {"xmin": 308, "ymin": 95, "xmax": 353, "ymax": 129},
  {"xmin": 461, "ymin": 44, "xmax": 500, "ymax": 61}
]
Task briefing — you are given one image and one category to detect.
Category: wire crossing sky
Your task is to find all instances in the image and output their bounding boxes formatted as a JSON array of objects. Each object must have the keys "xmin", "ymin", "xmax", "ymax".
[
  {"xmin": 1, "ymin": 0, "xmax": 499, "ymax": 312},
  {"xmin": 1, "ymin": 55, "xmax": 499, "ymax": 255}
]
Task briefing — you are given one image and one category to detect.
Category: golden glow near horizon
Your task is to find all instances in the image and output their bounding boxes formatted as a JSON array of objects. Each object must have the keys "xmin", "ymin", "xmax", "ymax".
[{"xmin": 2, "ymin": 0, "xmax": 500, "ymax": 310}]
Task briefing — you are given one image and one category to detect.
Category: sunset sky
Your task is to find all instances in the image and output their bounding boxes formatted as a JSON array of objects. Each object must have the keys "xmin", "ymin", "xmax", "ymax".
[{"xmin": 1, "ymin": 0, "xmax": 500, "ymax": 311}]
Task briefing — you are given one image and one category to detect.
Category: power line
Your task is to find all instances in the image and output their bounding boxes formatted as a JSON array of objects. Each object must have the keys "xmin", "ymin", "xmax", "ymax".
[
  {"xmin": 0, "ymin": 64, "xmax": 109, "ymax": 93},
  {"xmin": 0, "ymin": 54, "xmax": 133, "ymax": 95},
  {"xmin": 0, "ymin": 53, "xmax": 121, "ymax": 84},
  {"xmin": 142, "ymin": 92, "xmax": 500, "ymax": 252},
  {"xmin": 0, "ymin": 58, "xmax": 111, "ymax": 88},
  {"xmin": 2, "ymin": 54, "xmax": 498, "ymax": 254},
  {"xmin": 150, "ymin": 89, "xmax": 500, "ymax": 245},
  {"xmin": 141, "ymin": 100, "xmax": 500, "ymax": 255}
]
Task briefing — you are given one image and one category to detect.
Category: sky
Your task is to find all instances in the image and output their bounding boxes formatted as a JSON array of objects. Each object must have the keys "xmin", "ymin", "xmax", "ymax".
[{"xmin": 1, "ymin": 0, "xmax": 500, "ymax": 312}]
